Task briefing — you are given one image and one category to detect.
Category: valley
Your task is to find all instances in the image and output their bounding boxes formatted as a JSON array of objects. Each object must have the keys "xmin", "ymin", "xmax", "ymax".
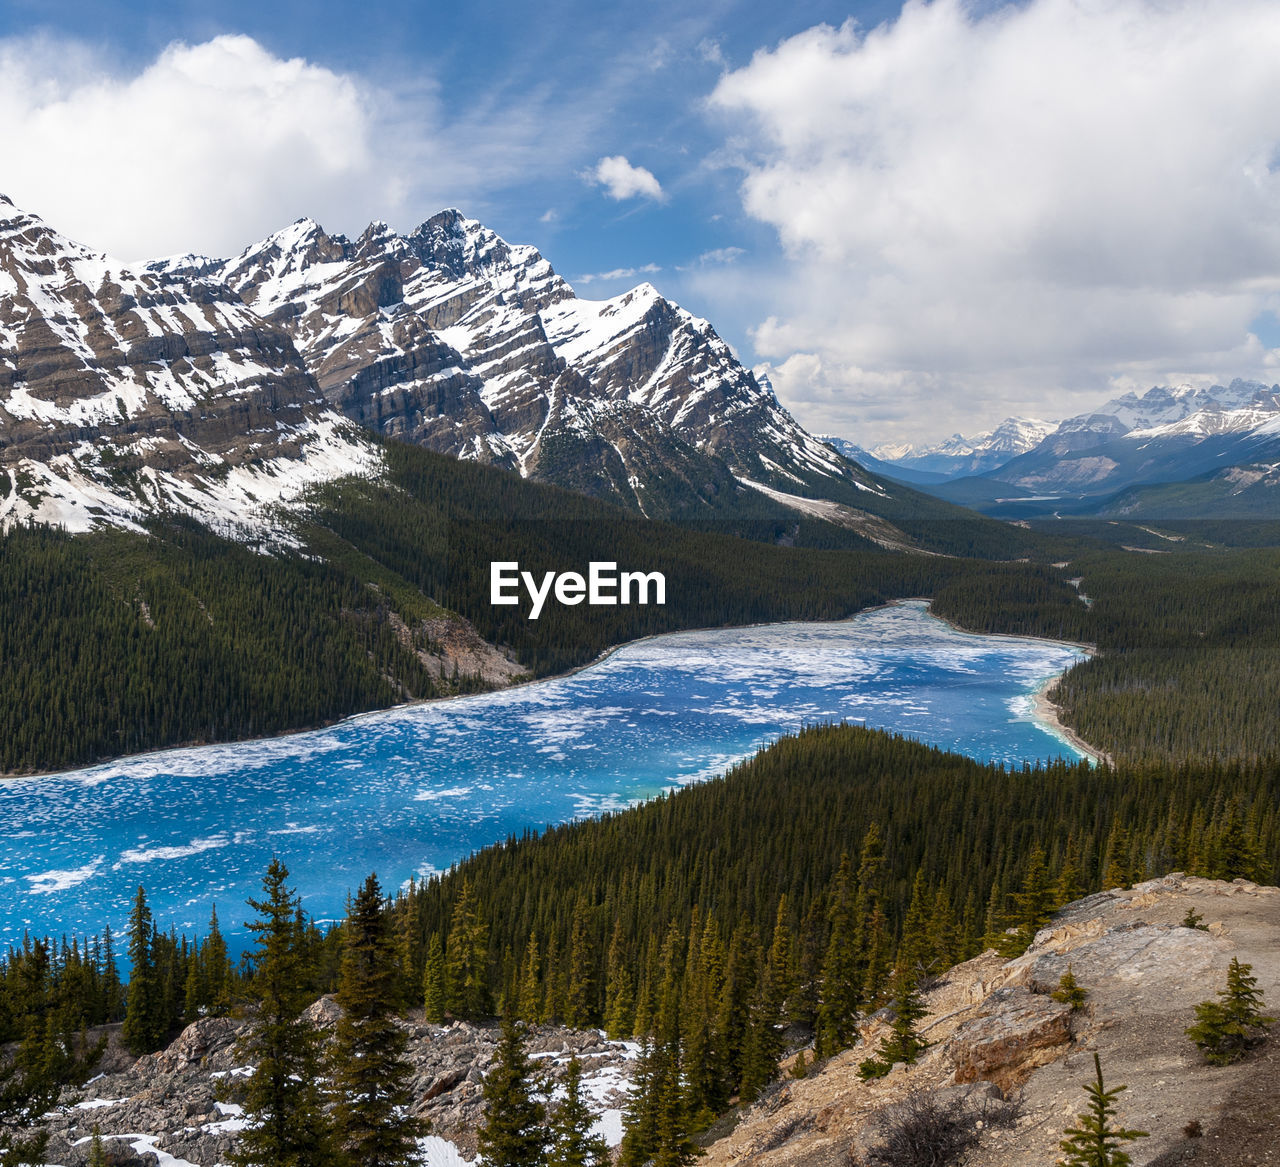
[{"xmin": 1, "ymin": 187, "xmax": 1278, "ymax": 1167}]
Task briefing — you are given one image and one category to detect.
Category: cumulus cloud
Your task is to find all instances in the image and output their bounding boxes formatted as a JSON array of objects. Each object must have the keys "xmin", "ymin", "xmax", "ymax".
[
  {"xmin": 0, "ymin": 33, "xmax": 599, "ymax": 262},
  {"xmin": 588, "ymin": 155, "xmax": 667, "ymax": 202},
  {"xmin": 709, "ymin": 0, "xmax": 1280, "ymax": 440},
  {"xmin": 0, "ymin": 35, "xmax": 386, "ymax": 260}
]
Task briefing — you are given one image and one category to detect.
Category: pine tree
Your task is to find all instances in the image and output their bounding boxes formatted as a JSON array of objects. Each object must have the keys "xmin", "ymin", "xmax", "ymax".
[
  {"xmin": 88, "ymin": 1126, "xmax": 107, "ymax": 1167},
  {"xmin": 1102, "ymin": 824, "xmax": 1134, "ymax": 890},
  {"xmin": 445, "ymin": 879, "xmax": 490, "ymax": 1019},
  {"xmin": 818, "ymin": 853, "xmax": 861, "ymax": 1053},
  {"xmin": 739, "ymin": 901, "xmax": 793, "ymax": 1101},
  {"xmin": 1057, "ymin": 1053, "xmax": 1147, "ymax": 1166},
  {"xmin": 858, "ymin": 967, "xmax": 928, "ymax": 1080},
  {"xmin": 422, "ymin": 933, "xmax": 446, "ymax": 1023},
  {"xmin": 999, "ymin": 844, "xmax": 1054, "ymax": 957},
  {"xmin": 122, "ymin": 886, "xmax": 166, "ymax": 1054},
  {"xmin": 477, "ymin": 1013, "xmax": 548, "ymax": 1167},
  {"xmin": 1055, "ymin": 835, "xmax": 1085, "ymax": 906},
  {"xmin": 564, "ymin": 900, "xmax": 595, "ymax": 1028},
  {"xmin": 1185, "ymin": 958, "xmax": 1275, "ymax": 1065},
  {"xmin": 547, "ymin": 1055, "xmax": 609, "ymax": 1167},
  {"xmin": 516, "ymin": 933, "xmax": 542, "ymax": 1024},
  {"xmin": 230, "ymin": 859, "xmax": 338, "ymax": 1167},
  {"xmin": 603, "ymin": 923, "xmax": 635, "ymax": 1039},
  {"xmin": 1051, "ymin": 965, "xmax": 1089, "ymax": 1012},
  {"xmin": 332, "ymin": 874, "xmax": 425, "ymax": 1167},
  {"xmin": 204, "ymin": 905, "xmax": 231, "ymax": 1014}
]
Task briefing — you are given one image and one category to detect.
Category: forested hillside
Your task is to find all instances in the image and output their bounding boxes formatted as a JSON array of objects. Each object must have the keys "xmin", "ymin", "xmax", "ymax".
[
  {"xmin": 0, "ymin": 438, "xmax": 1090, "ymax": 774},
  {"xmin": 932, "ymin": 545, "xmax": 1280, "ymax": 761}
]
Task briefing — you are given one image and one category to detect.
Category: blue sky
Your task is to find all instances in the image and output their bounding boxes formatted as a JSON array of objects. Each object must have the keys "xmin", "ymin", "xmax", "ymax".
[{"xmin": 4, "ymin": 0, "xmax": 1280, "ymax": 443}]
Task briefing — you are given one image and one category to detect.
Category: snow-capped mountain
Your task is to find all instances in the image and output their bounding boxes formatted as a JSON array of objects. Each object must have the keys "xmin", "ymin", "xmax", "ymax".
[
  {"xmin": 156, "ymin": 211, "xmax": 873, "ymax": 517},
  {"xmin": 0, "ymin": 196, "xmax": 378, "ymax": 534},
  {"xmin": 988, "ymin": 381, "xmax": 1280, "ymax": 497},
  {"xmin": 865, "ymin": 417, "xmax": 1055, "ymax": 479}
]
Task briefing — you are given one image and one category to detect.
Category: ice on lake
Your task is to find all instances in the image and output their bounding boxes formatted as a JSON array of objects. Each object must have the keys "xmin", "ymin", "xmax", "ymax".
[{"xmin": 0, "ymin": 602, "xmax": 1087, "ymax": 956}]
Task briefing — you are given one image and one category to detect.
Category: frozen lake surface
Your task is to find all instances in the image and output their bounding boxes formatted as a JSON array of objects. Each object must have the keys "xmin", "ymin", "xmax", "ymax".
[{"xmin": 0, "ymin": 602, "xmax": 1087, "ymax": 955}]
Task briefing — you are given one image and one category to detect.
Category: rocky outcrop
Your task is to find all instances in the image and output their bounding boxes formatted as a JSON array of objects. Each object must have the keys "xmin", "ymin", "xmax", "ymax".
[
  {"xmin": 39, "ymin": 1010, "xmax": 635, "ymax": 1167},
  {"xmin": 700, "ymin": 875, "xmax": 1280, "ymax": 1167}
]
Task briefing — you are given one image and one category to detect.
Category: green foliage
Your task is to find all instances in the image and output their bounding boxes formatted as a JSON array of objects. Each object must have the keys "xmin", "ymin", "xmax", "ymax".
[
  {"xmin": 1185, "ymin": 958, "xmax": 1275, "ymax": 1065},
  {"xmin": 230, "ymin": 860, "xmax": 338, "ymax": 1167},
  {"xmin": 859, "ymin": 967, "xmax": 928, "ymax": 1080},
  {"xmin": 1057, "ymin": 1053, "xmax": 1148, "ymax": 1167},
  {"xmin": 422, "ymin": 933, "xmax": 446, "ymax": 1023},
  {"xmin": 1020, "ymin": 546, "xmax": 1280, "ymax": 764},
  {"xmin": 0, "ymin": 521, "xmax": 445, "ymax": 775},
  {"xmin": 476, "ymin": 1015, "xmax": 549, "ymax": 1167},
  {"xmin": 332, "ymin": 874, "xmax": 424, "ymax": 1166},
  {"xmin": 547, "ymin": 1056, "xmax": 610, "ymax": 1167},
  {"xmin": 1181, "ymin": 908, "xmax": 1208, "ymax": 931},
  {"xmin": 122, "ymin": 886, "xmax": 167, "ymax": 1055},
  {"xmin": 1052, "ymin": 965, "xmax": 1089, "ymax": 1012}
]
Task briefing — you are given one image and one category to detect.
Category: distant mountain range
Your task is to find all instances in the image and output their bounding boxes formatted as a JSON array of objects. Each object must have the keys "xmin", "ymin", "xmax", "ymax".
[
  {"xmin": 834, "ymin": 383, "xmax": 1280, "ymax": 518},
  {"xmin": 5, "ymin": 191, "xmax": 1273, "ymax": 537}
]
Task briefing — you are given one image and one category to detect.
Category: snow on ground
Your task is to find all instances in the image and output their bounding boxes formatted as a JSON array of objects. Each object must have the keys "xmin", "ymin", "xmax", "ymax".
[
  {"xmin": 71, "ymin": 1132, "xmax": 199, "ymax": 1167},
  {"xmin": 418, "ymin": 1135, "xmax": 477, "ymax": 1167}
]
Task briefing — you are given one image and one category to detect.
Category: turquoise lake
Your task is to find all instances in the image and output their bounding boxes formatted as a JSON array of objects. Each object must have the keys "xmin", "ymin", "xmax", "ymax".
[{"xmin": 0, "ymin": 602, "xmax": 1089, "ymax": 956}]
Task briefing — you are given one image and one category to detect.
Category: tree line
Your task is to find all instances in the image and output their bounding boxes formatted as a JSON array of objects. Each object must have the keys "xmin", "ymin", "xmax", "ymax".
[{"xmin": 4, "ymin": 724, "xmax": 1275, "ymax": 1161}]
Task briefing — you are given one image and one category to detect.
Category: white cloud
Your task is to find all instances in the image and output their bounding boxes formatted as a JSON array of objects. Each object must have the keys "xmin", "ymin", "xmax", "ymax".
[
  {"xmin": 576, "ymin": 262, "xmax": 662, "ymax": 286},
  {"xmin": 588, "ymin": 155, "xmax": 667, "ymax": 202},
  {"xmin": 709, "ymin": 0, "xmax": 1280, "ymax": 441},
  {"xmin": 0, "ymin": 35, "xmax": 382, "ymax": 260},
  {"xmin": 697, "ymin": 246, "xmax": 744, "ymax": 265},
  {"xmin": 0, "ymin": 34, "xmax": 600, "ymax": 262}
]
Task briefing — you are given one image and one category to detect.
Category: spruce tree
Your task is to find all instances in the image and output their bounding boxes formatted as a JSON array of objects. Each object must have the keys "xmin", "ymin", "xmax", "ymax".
[
  {"xmin": 332, "ymin": 874, "xmax": 425, "ymax": 1167},
  {"xmin": 818, "ymin": 853, "xmax": 861, "ymax": 1054},
  {"xmin": 564, "ymin": 900, "xmax": 595, "ymax": 1028},
  {"xmin": 1057, "ymin": 1053, "xmax": 1147, "ymax": 1167},
  {"xmin": 1055, "ymin": 835, "xmax": 1085, "ymax": 906},
  {"xmin": 422, "ymin": 933, "xmax": 446, "ymax": 1023},
  {"xmin": 1186, "ymin": 958, "xmax": 1275, "ymax": 1065},
  {"xmin": 230, "ymin": 859, "xmax": 338, "ymax": 1167},
  {"xmin": 122, "ymin": 886, "xmax": 166, "ymax": 1054},
  {"xmin": 88, "ymin": 1126, "xmax": 107, "ymax": 1167},
  {"xmin": 547, "ymin": 1056, "xmax": 609, "ymax": 1167},
  {"xmin": 1052, "ymin": 965, "xmax": 1089, "ymax": 1012},
  {"xmin": 858, "ymin": 967, "xmax": 928, "ymax": 1080},
  {"xmin": 204, "ymin": 905, "xmax": 231, "ymax": 1014},
  {"xmin": 603, "ymin": 923, "xmax": 635, "ymax": 1039},
  {"xmin": 445, "ymin": 879, "xmax": 490, "ymax": 1019},
  {"xmin": 477, "ymin": 1013, "xmax": 549, "ymax": 1167}
]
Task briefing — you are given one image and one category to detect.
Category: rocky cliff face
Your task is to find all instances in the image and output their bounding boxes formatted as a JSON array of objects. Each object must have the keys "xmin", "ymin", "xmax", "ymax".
[
  {"xmin": 702, "ymin": 874, "xmax": 1280, "ymax": 1167},
  {"xmin": 157, "ymin": 210, "xmax": 872, "ymax": 518},
  {"xmin": 0, "ymin": 196, "xmax": 379, "ymax": 535}
]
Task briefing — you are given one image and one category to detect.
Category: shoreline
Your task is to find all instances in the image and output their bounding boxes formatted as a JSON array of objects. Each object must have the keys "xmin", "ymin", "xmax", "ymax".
[
  {"xmin": 1031, "ymin": 678, "xmax": 1113, "ymax": 768},
  {"xmin": 6, "ymin": 596, "xmax": 1106, "ymax": 783},
  {"xmin": 916, "ymin": 599, "xmax": 1110, "ymax": 767}
]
